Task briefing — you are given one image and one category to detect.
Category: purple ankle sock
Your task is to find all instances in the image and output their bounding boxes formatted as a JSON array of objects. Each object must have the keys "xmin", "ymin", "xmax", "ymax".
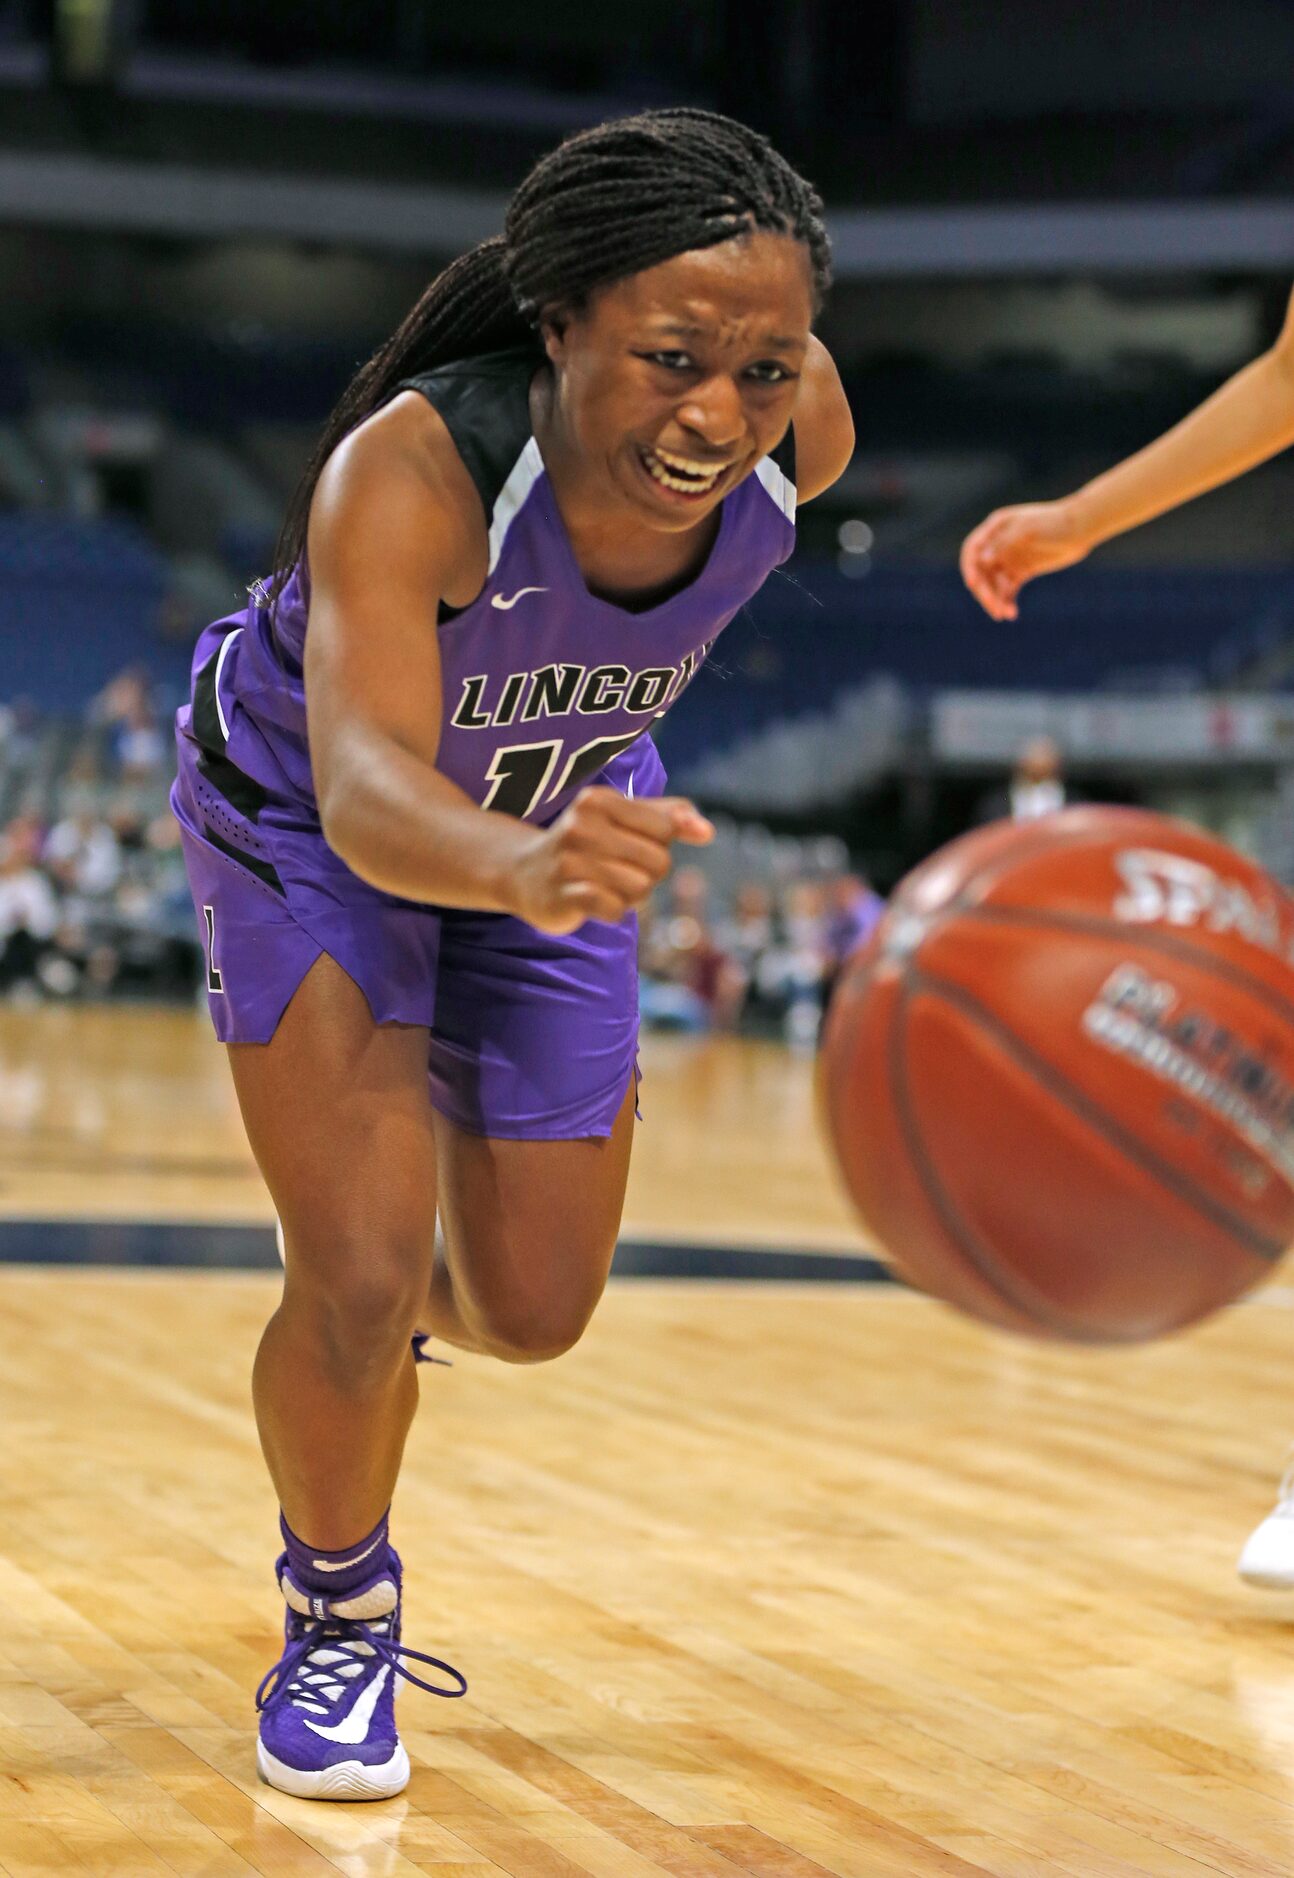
[{"xmin": 280, "ymin": 1508, "xmax": 391, "ymax": 1598}]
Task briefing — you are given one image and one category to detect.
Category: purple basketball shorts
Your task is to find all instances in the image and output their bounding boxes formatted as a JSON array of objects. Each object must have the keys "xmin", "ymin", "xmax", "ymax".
[{"xmin": 171, "ymin": 729, "xmax": 640, "ymax": 1141}]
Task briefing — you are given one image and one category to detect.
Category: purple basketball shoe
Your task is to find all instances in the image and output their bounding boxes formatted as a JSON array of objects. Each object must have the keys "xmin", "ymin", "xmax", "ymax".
[{"xmin": 255, "ymin": 1547, "xmax": 466, "ymax": 1800}]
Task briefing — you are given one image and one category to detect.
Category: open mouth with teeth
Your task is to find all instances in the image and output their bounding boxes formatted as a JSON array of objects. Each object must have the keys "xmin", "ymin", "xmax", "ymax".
[{"xmin": 639, "ymin": 444, "xmax": 733, "ymax": 499}]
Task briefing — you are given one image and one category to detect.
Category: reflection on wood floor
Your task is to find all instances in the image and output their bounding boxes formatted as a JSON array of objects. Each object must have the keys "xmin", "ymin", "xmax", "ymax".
[
  {"xmin": 3, "ymin": 1005, "xmax": 1294, "ymax": 1875},
  {"xmin": 0, "ymin": 1004, "xmax": 866, "ymax": 1250}
]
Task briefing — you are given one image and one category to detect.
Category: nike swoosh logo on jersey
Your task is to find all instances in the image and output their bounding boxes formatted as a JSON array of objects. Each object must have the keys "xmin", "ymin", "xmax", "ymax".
[
  {"xmin": 491, "ymin": 586, "xmax": 547, "ymax": 610},
  {"xmin": 303, "ymin": 1664, "xmax": 390, "ymax": 1744}
]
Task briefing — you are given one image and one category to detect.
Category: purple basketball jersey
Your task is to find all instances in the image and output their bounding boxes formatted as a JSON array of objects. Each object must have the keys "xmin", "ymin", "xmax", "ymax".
[
  {"xmin": 188, "ymin": 348, "xmax": 796, "ymax": 828},
  {"xmin": 172, "ymin": 348, "xmax": 800, "ymax": 1126}
]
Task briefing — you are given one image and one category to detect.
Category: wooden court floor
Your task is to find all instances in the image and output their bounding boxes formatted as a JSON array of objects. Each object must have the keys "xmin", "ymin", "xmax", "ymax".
[
  {"xmin": 4, "ymin": 1006, "xmax": 1294, "ymax": 1875},
  {"xmin": 0, "ymin": 1002, "xmax": 866, "ymax": 1250}
]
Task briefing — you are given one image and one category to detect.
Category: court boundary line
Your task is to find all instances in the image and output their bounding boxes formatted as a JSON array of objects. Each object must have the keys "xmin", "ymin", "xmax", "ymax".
[{"xmin": 0, "ymin": 1217, "xmax": 893, "ymax": 1282}]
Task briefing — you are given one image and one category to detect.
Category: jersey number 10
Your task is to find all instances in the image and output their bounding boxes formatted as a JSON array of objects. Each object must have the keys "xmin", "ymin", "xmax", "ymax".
[{"xmin": 481, "ymin": 730, "xmax": 643, "ymax": 819}]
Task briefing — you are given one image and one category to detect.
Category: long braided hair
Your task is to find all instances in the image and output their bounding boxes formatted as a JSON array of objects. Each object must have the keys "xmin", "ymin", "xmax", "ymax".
[{"xmin": 270, "ymin": 108, "xmax": 831, "ymax": 588}]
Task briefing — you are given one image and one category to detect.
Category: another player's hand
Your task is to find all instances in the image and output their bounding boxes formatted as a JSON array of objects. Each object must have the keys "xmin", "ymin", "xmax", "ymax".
[
  {"xmin": 510, "ymin": 788, "xmax": 715, "ymax": 935},
  {"xmin": 959, "ymin": 501, "xmax": 1092, "ymax": 620}
]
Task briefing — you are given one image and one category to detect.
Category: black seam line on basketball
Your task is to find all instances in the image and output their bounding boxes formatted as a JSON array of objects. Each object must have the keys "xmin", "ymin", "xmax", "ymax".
[
  {"xmin": 932, "ymin": 809, "xmax": 1293, "ymax": 937},
  {"xmin": 952, "ymin": 903, "xmax": 1294, "ymax": 1035},
  {"xmin": 909, "ymin": 964, "xmax": 1286, "ymax": 1264},
  {"xmin": 899, "ymin": 821, "xmax": 1129, "ymax": 921},
  {"xmin": 890, "ymin": 824, "xmax": 1146, "ymax": 976},
  {"xmin": 949, "ymin": 824, "xmax": 1106, "ymax": 909},
  {"xmin": 191, "ymin": 647, "xmax": 226, "ymax": 754},
  {"xmin": 197, "ymin": 747, "xmax": 267, "ymax": 825},
  {"xmin": 202, "ymin": 824, "xmax": 286, "ymax": 897},
  {"xmin": 888, "ymin": 973, "xmax": 1123, "ymax": 1341}
]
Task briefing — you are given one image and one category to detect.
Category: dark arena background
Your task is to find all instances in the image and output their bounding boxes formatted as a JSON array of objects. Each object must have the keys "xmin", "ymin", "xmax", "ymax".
[{"xmin": 4, "ymin": 3, "xmax": 1294, "ymax": 1872}]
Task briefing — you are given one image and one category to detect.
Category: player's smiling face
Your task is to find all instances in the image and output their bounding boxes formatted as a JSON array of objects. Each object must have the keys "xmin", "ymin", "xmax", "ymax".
[{"xmin": 541, "ymin": 230, "xmax": 813, "ymax": 531}]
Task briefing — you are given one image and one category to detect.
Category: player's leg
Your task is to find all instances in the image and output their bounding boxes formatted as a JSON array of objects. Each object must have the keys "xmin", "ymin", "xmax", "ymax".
[
  {"xmin": 413, "ymin": 895, "xmax": 642, "ymax": 1361},
  {"xmin": 226, "ymin": 952, "xmax": 466, "ymax": 1800},
  {"xmin": 173, "ymin": 700, "xmax": 470, "ymax": 1799},
  {"xmin": 228, "ymin": 953, "xmax": 442, "ymax": 1539},
  {"xmin": 427, "ymin": 1076, "xmax": 636, "ymax": 1363}
]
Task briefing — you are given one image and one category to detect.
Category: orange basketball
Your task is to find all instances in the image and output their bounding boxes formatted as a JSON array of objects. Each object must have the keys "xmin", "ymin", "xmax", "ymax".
[{"xmin": 820, "ymin": 807, "xmax": 1294, "ymax": 1341}]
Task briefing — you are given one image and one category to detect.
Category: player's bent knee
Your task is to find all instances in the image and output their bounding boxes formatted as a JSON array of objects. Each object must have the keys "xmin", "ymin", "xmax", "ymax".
[
  {"xmin": 286, "ymin": 1241, "xmax": 431, "ymax": 1374},
  {"xmin": 469, "ymin": 1287, "xmax": 601, "ymax": 1365}
]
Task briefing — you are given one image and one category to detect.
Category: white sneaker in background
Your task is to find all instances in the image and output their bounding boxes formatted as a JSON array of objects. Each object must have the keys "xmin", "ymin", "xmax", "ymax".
[{"xmin": 1238, "ymin": 1456, "xmax": 1294, "ymax": 1589}]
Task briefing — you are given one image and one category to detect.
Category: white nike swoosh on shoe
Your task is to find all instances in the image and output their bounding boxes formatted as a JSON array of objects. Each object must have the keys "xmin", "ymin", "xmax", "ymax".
[
  {"xmin": 303, "ymin": 1664, "xmax": 390, "ymax": 1744},
  {"xmin": 311, "ymin": 1532, "xmax": 384, "ymax": 1573},
  {"xmin": 491, "ymin": 586, "xmax": 547, "ymax": 610}
]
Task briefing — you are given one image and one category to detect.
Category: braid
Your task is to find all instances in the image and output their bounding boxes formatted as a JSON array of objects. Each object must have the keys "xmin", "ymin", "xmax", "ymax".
[
  {"xmin": 505, "ymin": 109, "xmax": 831, "ymax": 320},
  {"xmin": 270, "ymin": 238, "xmax": 529, "ymax": 588},
  {"xmin": 272, "ymin": 109, "xmax": 830, "ymax": 595}
]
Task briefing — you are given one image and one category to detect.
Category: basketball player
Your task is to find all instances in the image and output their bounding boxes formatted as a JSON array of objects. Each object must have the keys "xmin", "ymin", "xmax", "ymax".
[
  {"xmin": 960, "ymin": 285, "xmax": 1294, "ymax": 1592},
  {"xmin": 171, "ymin": 110, "xmax": 854, "ymax": 1799}
]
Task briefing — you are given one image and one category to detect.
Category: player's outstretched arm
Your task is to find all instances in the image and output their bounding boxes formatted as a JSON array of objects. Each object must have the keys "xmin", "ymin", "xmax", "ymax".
[
  {"xmin": 961, "ymin": 285, "xmax": 1294, "ymax": 620},
  {"xmin": 303, "ymin": 395, "xmax": 711, "ymax": 932}
]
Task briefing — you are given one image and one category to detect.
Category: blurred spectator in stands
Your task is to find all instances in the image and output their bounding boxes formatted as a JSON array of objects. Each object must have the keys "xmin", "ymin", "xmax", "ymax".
[
  {"xmin": 107, "ymin": 799, "xmax": 148, "ymax": 856},
  {"xmin": 37, "ymin": 904, "xmax": 113, "ymax": 1000},
  {"xmin": 140, "ymin": 811, "xmax": 195, "ymax": 922},
  {"xmin": 117, "ymin": 692, "xmax": 167, "ymax": 783},
  {"xmin": 2, "ymin": 809, "xmax": 43, "ymax": 865},
  {"xmin": 44, "ymin": 805, "xmax": 122, "ymax": 901},
  {"xmin": 105, "ymin": 811, "xmax": 200, "ymax": 997},
  {"xmin": 979, "ymin": 735, "xmax": 1068, "ymax": 824},
  {"xmin": 0, "ymin": 781, "xmax": 198, "ymax": 1003},
  {"xmin": 711, "ymin": 879, "xmax": 776, "ymax": 1029},
  {"xmin": 822, "ymin": 871, "xmax": 885, "ymax": 992},
  {"xmin": 641, "ymin": 868, "xmax": 886, "ymax": 1045},
  {"xmin": 156, "ymin": 588, "xmax": 202, "ymax": 645},
  {"xmin": 90, "ymin": 667, "xmax": 150, "ymax": 727},
  {"xmin": 0, "ymin": 698, "xmax": 42, "ymax": 778},
  {"xmin": 0, "ymin": 826, "xmax": 58, "ymax": 998},
  {"xmin": 89, "ymin": 665, "xmax": 167, "ymax": 783},
  {"xmin": 720, "ymin": 880, "xmax": 775, "ymax": 967},
  {"xmin": 755, "ymin": 879, "xmax": 830, "ymax": 1051},
  {"xmin": 639, "ymin": 866, "xmax": 730, "ymax": 1032},
  {"xmin": 60, "ymin": 740, "xmax": 105, "ymax": 796}
]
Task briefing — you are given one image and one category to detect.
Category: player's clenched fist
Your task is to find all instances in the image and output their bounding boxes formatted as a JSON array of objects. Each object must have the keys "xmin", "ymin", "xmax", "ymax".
[
  {"xmin": 509, "ymin": 788, "xmax": 715, "ymax": 934},
  {"xmin": 959, "ymin": 500, "xmax": 1093, "ymax": 621}
]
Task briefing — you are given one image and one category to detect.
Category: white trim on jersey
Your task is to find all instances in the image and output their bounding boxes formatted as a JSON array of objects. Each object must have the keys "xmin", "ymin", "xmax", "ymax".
[
  {"xmin": 213, "ymin": 626, "xmax": 242, "ymax": 744},
  {"xmin": 487, "ymin": 437, "xmax": 546, "ymax": 577},
  {"xmin": 754, "ymin": 454, "xmax": 796, "ymax": 524}
]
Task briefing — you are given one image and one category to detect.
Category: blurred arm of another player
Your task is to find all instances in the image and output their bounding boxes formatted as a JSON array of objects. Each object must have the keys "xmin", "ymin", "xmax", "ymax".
[
  {"xmin": 303, "ymin": 392, "xmax": 712, "ymax": 937},
  {"xmin": 960, "ymin": 284, "xmax": 1294, "ymax": 620}
]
